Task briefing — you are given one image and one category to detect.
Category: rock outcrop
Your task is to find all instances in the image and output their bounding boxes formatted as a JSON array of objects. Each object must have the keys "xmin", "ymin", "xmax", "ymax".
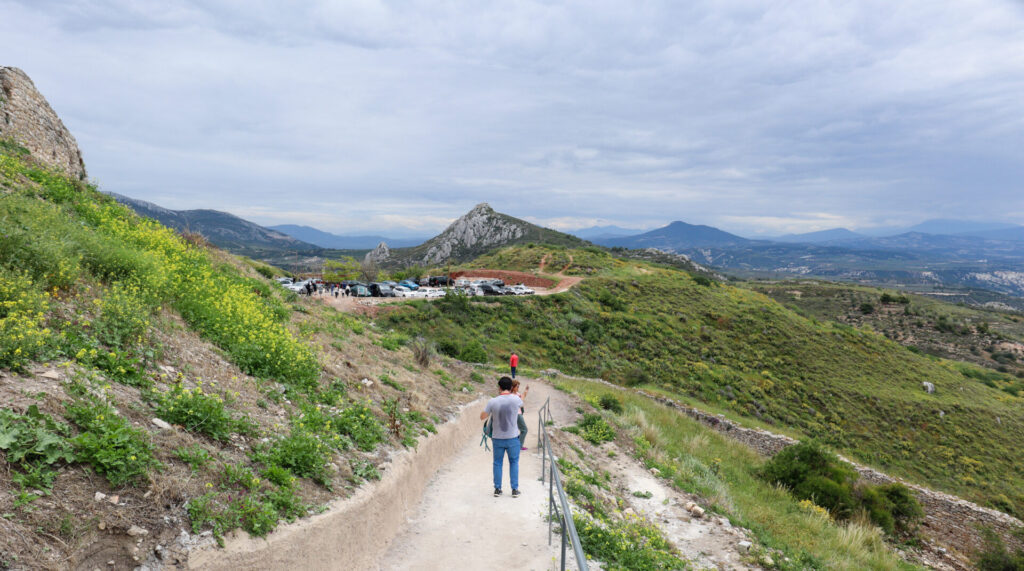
[
  {"xmin": 365, "ymin": 242, "xmax": 391, "ymax": 264},
  {"xmin": 418, "ymin": 203, "xmax": 525, "ymax": 265},
  {"xmin": 0, "ymin": 66, "xmax": 87, "ymax": 179}
]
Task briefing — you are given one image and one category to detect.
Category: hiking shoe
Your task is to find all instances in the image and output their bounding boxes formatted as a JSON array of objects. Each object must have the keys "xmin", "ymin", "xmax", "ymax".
[
  {"xmin": 494, "ymin": 488, "xmax": 502, "ymax": 497},
  {"xmin": 512, "ymin": 489, "xmax": 521, "ymax": 498},
  {"xmin": 520, "ymin": 447, "xmax": 528, "ymax": 451}
]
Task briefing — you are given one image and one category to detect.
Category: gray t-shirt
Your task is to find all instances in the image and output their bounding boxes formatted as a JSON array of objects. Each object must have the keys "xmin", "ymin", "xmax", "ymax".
[{"xmin": 485, "ymin": 394, "xmax": 523, "ymax": 439}]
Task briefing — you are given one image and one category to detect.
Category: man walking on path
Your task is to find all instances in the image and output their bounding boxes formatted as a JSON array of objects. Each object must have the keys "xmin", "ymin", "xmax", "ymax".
[
  {"xmin": 480, "ymin": 377, "xmax": 523, "ymax": 498},
  {"xmin": 509, "ymin": 352, "xmax": 519, "ymax": 379}
]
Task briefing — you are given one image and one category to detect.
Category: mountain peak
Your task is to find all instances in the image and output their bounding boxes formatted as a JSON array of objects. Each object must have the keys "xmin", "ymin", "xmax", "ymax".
[{"xmin": 368, "ymin": 204, "xmax": 586, "ymax": 266}]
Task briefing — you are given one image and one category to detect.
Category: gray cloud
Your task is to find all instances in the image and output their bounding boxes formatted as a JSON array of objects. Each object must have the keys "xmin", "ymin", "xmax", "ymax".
[{"xmin": 3, "ymin": 0, "xmax": 1023, "ymax": 237}]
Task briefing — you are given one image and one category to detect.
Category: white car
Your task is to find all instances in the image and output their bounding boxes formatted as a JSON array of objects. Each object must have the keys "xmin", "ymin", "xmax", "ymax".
[
  {"xmin": 508, "ymin": 285, "xmax": 535, "ymax": 295},
  {"xmin": 392, "ymin": 286, "xmax": 420, "ymax": 298},
  {"xmin": 420, "ymin": 287, "xmax": 446, "ymax": 298}
]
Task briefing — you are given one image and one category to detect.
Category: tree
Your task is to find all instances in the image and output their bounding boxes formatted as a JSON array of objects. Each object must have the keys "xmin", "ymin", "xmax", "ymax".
[
  {"xmin": 360, "ymin": 259, "xmax": 380, "ymax": 282},
  {"xmin": 323, "ymin": 257, "xmax": 360, "ymax": 282}
]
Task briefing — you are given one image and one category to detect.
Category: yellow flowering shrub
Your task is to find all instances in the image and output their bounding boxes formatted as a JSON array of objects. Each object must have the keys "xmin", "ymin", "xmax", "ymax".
[{"xmin": 0, "ymin": 270, "xmax": 51, "ymax": 369}]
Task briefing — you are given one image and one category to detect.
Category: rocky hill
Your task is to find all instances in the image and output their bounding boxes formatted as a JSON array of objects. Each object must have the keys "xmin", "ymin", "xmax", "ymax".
[
  {"xmin": 0, "ymin": 66, "xmax": 86, "ymax": 179},
  {"xmin": 369, "ymin": 203, "xmax": 589, "ymax": 267},
  {"xmin": 110, "ymin": 193, "xmax": 318, "ymax": 253}
]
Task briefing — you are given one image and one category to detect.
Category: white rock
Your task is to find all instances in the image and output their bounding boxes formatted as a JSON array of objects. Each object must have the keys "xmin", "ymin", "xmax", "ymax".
[
  {"xmin": 127, "ymin": 525, "xmax": 149, "ymax": 537},
  {"xmin": 360, "ymin": 378, "xmax": 374, "ymax": 387},
  {"xmin": 738, "ymin": 540, "xmax": 752, "ymax": 551},
  {"xmin": 151, "ymin": 418, "xmax": 172, "ymax": 430},
  {"xmin": 94, "ymin": 492, "xmax": 107, "ymax": 502},
  {"xmin": 40, "ymin": 369, "xmax": 61, "ymax": 380}
]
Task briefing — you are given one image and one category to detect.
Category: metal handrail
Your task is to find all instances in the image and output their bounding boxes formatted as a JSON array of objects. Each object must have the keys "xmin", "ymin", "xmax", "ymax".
[{"xmin": 537, "ymin": 397, "xmax": 589, "ymax": 571}]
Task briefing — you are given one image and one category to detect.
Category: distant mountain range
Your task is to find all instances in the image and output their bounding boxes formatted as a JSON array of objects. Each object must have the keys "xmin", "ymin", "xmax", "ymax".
[
  {"xmin": 773, "ymin": 228, "xmax": 865, "ymax": 243},
  {"xmin": 569, "ymin": 225, "xmax": 645, "ymax": 241},
  {"xmin": 597, "ymin": 221, "xmax": 752, "ymax": 249},
  {"xmin": 109, "ymin": 192, "xmax": 1024, "ymax": 295},
  {"xmin": 268, "ymin": 224, "xmax": 425, "ymax": 249},
  {"xmin": 109, "ymin": 193, "xmax": 319, "ymax": 253}
]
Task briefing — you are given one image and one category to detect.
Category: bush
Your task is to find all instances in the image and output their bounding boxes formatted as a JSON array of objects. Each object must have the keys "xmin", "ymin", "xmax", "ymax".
[
  {"xmin": 0, "ymin": 270, "xmax": 51, "ymax": 370},
  {"xmin": 760, "ymin": 442, "xmax": 923, "ymax": 535},
  {"xmin": 154, "ymin": 382, "xmax": 251, "ymax": 441},
  {"xmin": 577, "ymin": 413, "xmax": 616, "ymax": 445},
  {"xmin": 262, "ymin": 428, "xmax": 331, "ymax": 486},
  {"xmin": 459, "ymin": 339, "xmax": 488, "ymax": 363},
  {"xmin": 976, "ymin": 528, "xmax": 1024, "ymax": 571},
  {"xmin": 859, "ymin": 302, "xmax": 875, "ymax": 314},
  {"xmin": 598, "ymin": 394, "xmax": 623, "ymax": 414},
  {"xmin": 436, "ymin": 339, "xmax": 461, "ymax": 358},
  {"xmin": 409, "ymin": 336, "xmax": 433, "ymax": 367},
  {"xmin": 67, "ymin": 399, "xmax": 159, "ymax": 486}
]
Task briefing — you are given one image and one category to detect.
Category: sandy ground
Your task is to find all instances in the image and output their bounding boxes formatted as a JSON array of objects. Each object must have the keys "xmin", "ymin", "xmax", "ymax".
[{"xmin": 379, "ymin": 380, "xmax": 573, "ymax": 571}]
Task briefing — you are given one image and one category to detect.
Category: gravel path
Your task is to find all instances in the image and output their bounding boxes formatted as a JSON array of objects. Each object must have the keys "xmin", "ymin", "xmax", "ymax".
[{"xmin": 378, "ymin": 380, "xmax": 571, "ymax": 571}]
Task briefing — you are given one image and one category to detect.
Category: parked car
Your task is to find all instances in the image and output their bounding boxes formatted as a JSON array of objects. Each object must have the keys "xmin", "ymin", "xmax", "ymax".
[
  {"xmin": 454, "ymin": 278, "xmax": 470, "ymax": 287},
  {"xmin": 399, "ymin": 280, "xmax": 420, "ymax": 290},
  {"xmin": 429, "ymin": 276, "xmax": 453, "ymax": 287},
  {"xmin": 508, "ymin": 284, "xmax": 535, "ymax": 295},
  {"xmin": 393, "ymin": 286, "xmax": 423, "ymax": 298},
  {"xmin": 351, "ymin": 285, "xmax": 371, "ymax": 297},
  {"xmin": 276, "ymin": 277, "xmax": 294, "ymax": 285},
  {"xmin": 418, "ymin": 287, "xmax": 445, "ymax": 298},
  {"xmin": 478, "ymin": 284, "xmax": 506, "ymax": 296},
  {"xmin": 369, "ymin": 283, "xmax": 395, "ymax": 297}
]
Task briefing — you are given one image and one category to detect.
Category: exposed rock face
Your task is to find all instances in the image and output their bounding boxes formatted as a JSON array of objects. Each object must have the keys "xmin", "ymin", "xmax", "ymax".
[
  {"xmin": 0, "ymin": 67, "xmax": 87, "ymax": 179},
  {"xmin": 419, "ymin": 203, "xmax": 525, "ymax": 265},
  {"xmin": 365, "ymin": 242, "xmax": 391, "ymax": 264}
]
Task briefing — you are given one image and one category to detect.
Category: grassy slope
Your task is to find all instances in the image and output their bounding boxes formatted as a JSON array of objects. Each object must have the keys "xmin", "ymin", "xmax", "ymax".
[
  {"xmin": 555, "ymin": 377, "xmax": 916, "ymax": 570},
  {"xmin": 0, "ymin": 144, "xmax": 478, "ymax": 563},
  {"xmin": 745, "ymin": 280, "xmax": 1024, "ymax": 379},
  {"xmin": 383, "ymin": 245, "xmax": 1024, "ymax": 517}
]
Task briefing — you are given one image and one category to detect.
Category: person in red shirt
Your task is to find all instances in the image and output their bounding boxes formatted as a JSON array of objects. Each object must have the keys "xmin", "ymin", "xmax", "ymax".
[{"xmin": 509, "ymin": 352, "xmax": 519, "ymax": 379}]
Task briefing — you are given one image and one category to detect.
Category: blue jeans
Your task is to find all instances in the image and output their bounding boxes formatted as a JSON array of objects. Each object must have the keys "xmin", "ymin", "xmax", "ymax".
[{"xmin": 492, "ymin": 437, "xmax": 521, "ymax": 490}]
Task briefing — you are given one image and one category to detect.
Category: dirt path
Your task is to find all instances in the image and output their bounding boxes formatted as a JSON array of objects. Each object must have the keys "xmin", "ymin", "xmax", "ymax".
[{"xmin": 379, "ymin": 379, "xmax": 574, "ymax": 571}]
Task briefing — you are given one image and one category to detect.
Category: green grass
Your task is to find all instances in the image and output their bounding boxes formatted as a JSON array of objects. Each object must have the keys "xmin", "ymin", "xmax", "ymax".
[
  {"xmin": 556, "ymin": 378, "xmax": 918, "ymax": 570},
  {"xmin": 385, "ymin": 245, "xmax": 1024, "ymax": 516}
]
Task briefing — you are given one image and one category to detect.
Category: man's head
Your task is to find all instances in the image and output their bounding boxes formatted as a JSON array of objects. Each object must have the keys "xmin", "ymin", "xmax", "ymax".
[{"xmin": 498, "ymin": 376, "xmax": 513, "ymax": 391}]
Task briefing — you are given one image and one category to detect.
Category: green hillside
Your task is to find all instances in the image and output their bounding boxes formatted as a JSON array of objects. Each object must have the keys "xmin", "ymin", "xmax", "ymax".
[
  {"xmin": 383, "ymin": 245, "xmax": 1024, "ymax": 516},
  {"xmin": 0, "ymin": 142, "xmax": 478, "ymax": 563}
]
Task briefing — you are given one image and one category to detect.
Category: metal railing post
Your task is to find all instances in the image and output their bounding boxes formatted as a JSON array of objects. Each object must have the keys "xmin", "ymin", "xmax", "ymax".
[{"xmin": 535, "ymin": 395, "xmax": 588, "ymax": 570}]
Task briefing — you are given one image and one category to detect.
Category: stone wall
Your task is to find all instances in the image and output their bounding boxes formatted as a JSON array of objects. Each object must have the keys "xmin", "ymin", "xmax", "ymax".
[
  {"xmin": 543, "ymin": 369, "xmax": 1024, "ymax": 566},
  {"xmin": 0, "ymin": 66, "xmax": 87, "ymax": 179}
]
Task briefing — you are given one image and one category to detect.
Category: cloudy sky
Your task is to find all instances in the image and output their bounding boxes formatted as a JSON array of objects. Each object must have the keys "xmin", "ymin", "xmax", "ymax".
[{"xmin": 3, "ymin": 1, "xmax": 1024, "ymax": 238}]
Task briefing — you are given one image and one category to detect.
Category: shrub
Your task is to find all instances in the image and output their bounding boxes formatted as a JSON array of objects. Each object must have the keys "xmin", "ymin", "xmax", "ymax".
[
  {"xmin": 437, "ymin": 339, "xmax": 461, "ymax": 358},
  {"xmin": 0, "ymin": 270, "xmax": 51, "ymax": 370},
  {"xmin": 859, "ymin": 302, "xmax": 875, "ymax": 314},
  {"xmin": 262, "ymin": 428, "xmax": 331, "ymax": 486},
  {"xmin": 760, "ymin": 441, "xmax": 859, "ymax": 518},
  {"xmin": 409, "ymin": 336, "xmax": 433, "ymax": 367},
  {"xmin": 459, "ymin": 339, "xmax": 488, "ymax": 363},
  {"xmin": 155, "ymin": 382, "xmax": 250, "ymax": 441},
  {"xmin": 577, "ymin": 413, "xmax": 616, "ymax": 445},
  {"xmin": 760, "ymin": 442, "xmax": 923, "ymax": 535},
  {"xmin": 67, "ymin": 399, "xmax": 159, "ymax": 486},
  {"xmin": 376, "ymin": 332, "xmax": 410, "ymax": 351},
  {"xmin": 598, "ymin": 394, "xmax": 623, "ymax": 414},
  {"xmin": 334, "ymin": 401, "xmax": 385, "ymax": 452},
  {"xmin": 174, "ymin": 445, "xmax": 213, "ymax": 472},
  {"xmin": 975, "ymin": 528, "xmax": 1024, "ymax": 571}
]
